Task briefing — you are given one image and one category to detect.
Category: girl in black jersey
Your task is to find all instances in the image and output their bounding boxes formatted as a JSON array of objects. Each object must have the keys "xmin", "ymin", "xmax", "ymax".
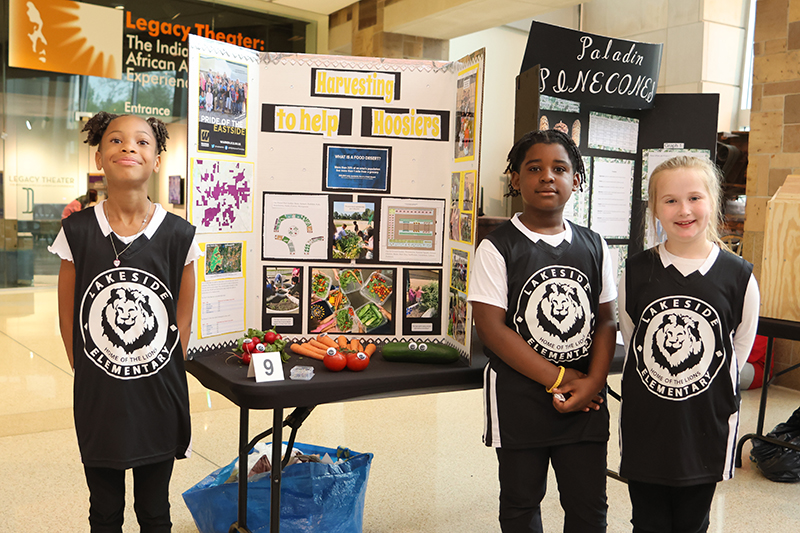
[
  {"xmin": 469, "ymin": 131, "xmax": 618, "ymax": 533},
  {"xmin": 619, "ymin": 156, "xmax": 759, "ymax": 533},
  {"xmin": 53, "ymin": 112, "xmax": 199, "ymax": 532}
]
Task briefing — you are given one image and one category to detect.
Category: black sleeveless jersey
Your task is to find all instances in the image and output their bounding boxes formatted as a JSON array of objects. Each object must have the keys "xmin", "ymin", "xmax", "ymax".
[
  {"xmin": 482, "ymin": 220, "xmax": 609, "ymax": 448},
  {"xmin": 620, "ymin": 248, "xmax": 752, "ymax": 485},
  {"xmin": 63, "ymin": 207, "xmax": 195, "ymax": 469}
]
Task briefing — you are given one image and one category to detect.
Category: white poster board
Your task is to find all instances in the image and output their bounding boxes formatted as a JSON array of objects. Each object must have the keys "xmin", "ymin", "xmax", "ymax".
[{"xmin": 187, "ymin": 36, "xmax": 484, "ymax": 359}]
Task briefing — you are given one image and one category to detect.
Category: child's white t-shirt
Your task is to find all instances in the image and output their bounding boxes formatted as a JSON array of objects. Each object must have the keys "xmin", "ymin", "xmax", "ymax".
[
  {"xmin": 468, "ymin": 214, "xmax": 617, "ymax": 310},
  {"xmin": 49, "ymin": 200, "xmax": 202, "ymax": 266}
]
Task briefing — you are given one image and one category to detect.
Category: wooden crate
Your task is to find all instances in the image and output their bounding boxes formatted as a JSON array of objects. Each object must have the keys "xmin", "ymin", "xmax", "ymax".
[{"xmin": 761, "ymin": 175, "xmax": 800, "ymax": 321}]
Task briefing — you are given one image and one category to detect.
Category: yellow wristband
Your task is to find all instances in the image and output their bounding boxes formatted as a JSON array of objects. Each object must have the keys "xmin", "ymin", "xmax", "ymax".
[{"xmin": 546, "ymin": 366, "xmax": 565, "ymax": 394}]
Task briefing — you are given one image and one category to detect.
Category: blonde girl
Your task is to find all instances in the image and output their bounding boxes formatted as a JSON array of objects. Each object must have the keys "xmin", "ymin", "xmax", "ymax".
[{"xmin": 618, "ymin": 155, "xmax": 760, "ymax": 533}]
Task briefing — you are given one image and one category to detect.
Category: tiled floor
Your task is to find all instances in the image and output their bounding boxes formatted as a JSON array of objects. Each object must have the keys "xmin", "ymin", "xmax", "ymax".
[{"xmin": 2, "ymin": 285, "xmax": 800, "ymax": 532}]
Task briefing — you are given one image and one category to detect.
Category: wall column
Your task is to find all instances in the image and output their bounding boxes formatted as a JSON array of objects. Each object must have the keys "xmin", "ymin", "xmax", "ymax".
[
  {"xmin": 745, "ymin": 0, "xmax": 800, "ymax": 389},
  {"xmin": 328, "ymin": 0, "xmax": 448, "ymax": 60}
]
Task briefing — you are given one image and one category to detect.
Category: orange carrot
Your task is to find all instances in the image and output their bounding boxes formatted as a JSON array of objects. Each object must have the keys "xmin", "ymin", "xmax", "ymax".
[
  {"xmin": 356, "ymin": 339, "xmax": 364, "ymax": 352},
  {"xmin": 290, "ymin": 343, "xmax": 325, "ymax": 360},
  {"xmin": 309, "ymin": 339, "xmax": 329, "ymax": 351},
  {"xmin": 363, "ymin": 343, "xmax": 377, "ymax": 357},
  {"xmin": 337, "ymin": 335, "xmax": 348, "ymax": 349},
  {"xmin": 317, "ymin": 334, "xmax": 338, "ymax": 348},
  {"xmin": 349, "ymin": 338, "xmax": 359, "ymax": 352}
]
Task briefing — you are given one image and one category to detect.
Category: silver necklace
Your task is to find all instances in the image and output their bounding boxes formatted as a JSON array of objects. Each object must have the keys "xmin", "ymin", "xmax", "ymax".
[{"xmin": 106, "ymin": 200, "xmax": 151, "ymax": 267}]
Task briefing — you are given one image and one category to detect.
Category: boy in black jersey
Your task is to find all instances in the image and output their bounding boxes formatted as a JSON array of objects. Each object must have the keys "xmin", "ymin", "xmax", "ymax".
[{"xmin": 469, "ymin": 130, "xmax": 617, "ymax": 533}]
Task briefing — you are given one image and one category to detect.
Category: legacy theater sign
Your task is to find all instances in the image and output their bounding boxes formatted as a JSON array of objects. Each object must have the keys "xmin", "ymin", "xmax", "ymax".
[
  {"xmin": 9, "ymin": 0, "xmax": 272, "ymax": 82},
  {"xmin": 520, "ymin": 21, "xmax": 663, "ymax": 109},
  {"xmin": 125, "ymin": 12, "xmax": 269, "ymax": 51}
]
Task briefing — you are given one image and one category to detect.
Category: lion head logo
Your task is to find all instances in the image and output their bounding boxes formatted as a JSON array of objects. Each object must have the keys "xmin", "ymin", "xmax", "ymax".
[
  {"xmin": 100, "ymin": 287, "xmax": 158, "ymax": 354},
  {"xmin": 651, "ymin": 313, "xmax": 704, "ymax": 375},
  {"xmin": 536, "ymin": 282, "xmax": 586, "ymax": 342}
]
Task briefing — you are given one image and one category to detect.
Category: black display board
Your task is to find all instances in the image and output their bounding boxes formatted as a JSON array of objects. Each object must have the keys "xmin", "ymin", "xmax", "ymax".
[
  {"xmin": 521, "ymin": 21, "xmax": 663, "ymax": 110},
  {"xmin": 515, "ymin": 68, "xmax": 719, "ymax": 254}
]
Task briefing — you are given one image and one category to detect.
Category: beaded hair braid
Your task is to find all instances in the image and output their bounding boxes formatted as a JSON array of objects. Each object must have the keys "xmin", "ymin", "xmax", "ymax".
[
  {"xmin": 504, "ymin": 129, "xmax": 586, "ymax": 197},
  {"xmin": 82, "ymin": 111, "xmax": 169, "ymax": 154}
]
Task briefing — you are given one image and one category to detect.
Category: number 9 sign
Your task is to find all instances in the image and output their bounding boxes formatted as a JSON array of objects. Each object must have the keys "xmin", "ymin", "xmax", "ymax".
[{"xmin": 251, "ymin": 351, "xmax": 285, "ymax": 382}]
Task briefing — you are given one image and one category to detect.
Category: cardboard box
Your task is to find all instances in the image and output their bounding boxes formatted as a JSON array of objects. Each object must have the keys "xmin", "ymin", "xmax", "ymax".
[{"xmin": 761, "ymin": 175, "xmax": 800, "ymax": 321}]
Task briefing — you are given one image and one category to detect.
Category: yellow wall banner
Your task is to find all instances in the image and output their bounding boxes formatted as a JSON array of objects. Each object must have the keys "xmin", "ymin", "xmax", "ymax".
[{"xmin": 9, "ymin": 0, "xmax": 123, "ymax": 79}]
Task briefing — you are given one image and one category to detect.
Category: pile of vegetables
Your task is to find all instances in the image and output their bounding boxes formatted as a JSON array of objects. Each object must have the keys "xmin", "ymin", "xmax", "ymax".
[
  {"xmin": 335, "ymin": 307, "xmax": 355, "ymax": 331},
  {"xmin": 332, "ymin": 231, "xmax": 363, "ymax": 260},
  {"xmin": 356, "ymin": 302, "xmax": 384, "ymax": 331},
  {"xmin": 338, "ymin": 269, "xmax": 363, "ymax": 292},
  {"xmin": 311, "ymin": 272, "xmax": 331, "ymax": 299},
  {"xmin": 290, "ymin": 334, "xmax": 376, "ymax": 373},
  {"xmin": 418, "ymin": 281, "xmax": 439, "ymax": 315},
  {"xmin": 362, "ymin": 272, "xmax": 392, "ymax": 303},
  {"xmin": 328, "ymin": 288, "xmax": 349, "ymax": 310},
  {"xmin": 232, "ymin": 328, "xmax": 288, "ymax": 364}
]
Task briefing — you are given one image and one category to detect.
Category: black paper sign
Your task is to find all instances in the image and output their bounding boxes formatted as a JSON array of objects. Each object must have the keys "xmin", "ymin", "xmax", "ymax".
[{"xmin": 520, "ymin": 22, "xmax": 663, "ymax": 110}]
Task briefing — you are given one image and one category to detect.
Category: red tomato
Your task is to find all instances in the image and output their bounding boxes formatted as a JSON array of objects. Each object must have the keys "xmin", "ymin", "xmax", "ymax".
[
  {"xmin": 264, "ymin": 331, "xmax": 278, "ymax": 343},
  {"xmin": 323, "ymin": 350, "xmax": 347, "ymax": 372},
  {"xmin": 346, "ymin": 352, "xmax": 370, "ymax": 372}
]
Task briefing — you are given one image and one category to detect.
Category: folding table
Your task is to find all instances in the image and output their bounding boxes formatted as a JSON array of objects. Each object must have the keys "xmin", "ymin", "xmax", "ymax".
[
  {"xmin": 736, "ymin": 316, "xmax": 800, "ymax": 467},
  {"xmin": 186, "ymin": 346, "xmax": 487, "ymax": 533}
]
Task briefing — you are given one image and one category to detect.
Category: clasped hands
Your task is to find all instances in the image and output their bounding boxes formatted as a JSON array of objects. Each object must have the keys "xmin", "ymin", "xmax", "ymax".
[{"xmin": 550, "ymin": 367, "xmax": 604, "ymax": 414}]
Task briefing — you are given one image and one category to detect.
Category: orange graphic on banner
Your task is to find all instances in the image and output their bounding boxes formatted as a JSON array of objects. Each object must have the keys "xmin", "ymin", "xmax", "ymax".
[{"xmin": 9, "ymin": 0, "xmax": 123, "ymax": 79}]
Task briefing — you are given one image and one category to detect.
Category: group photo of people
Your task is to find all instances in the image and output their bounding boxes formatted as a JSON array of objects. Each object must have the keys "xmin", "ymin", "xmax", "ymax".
[
  {"xmin": 331, "ymin": 201, "xmax": 376, "ymax": 261},
  {"xmin": 198, "ymin": 56, "xmax": 249, "ymax": 128}
]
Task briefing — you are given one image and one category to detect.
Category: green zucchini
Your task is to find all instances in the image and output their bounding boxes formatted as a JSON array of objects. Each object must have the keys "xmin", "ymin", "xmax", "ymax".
[{"xmin": 381, "ymin": 341, "xmax": 461, "ymax": 364}]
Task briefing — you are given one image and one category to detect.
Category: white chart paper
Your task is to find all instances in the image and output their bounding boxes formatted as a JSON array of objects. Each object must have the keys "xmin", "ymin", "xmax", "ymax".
[
  {"xmin": 588, "ymin": 112, "xmax": 639, "ymax": 154},
  {"xmin": 263, "ymin": 194, "xmax": 329, "ymax": 260},
  {"xmin": 590, "ymin": 158, "xmax": 634, "ymax": 239},
  {"xmin": 199, "ymin": 278, "xmax": 245, "ymax": 337}
]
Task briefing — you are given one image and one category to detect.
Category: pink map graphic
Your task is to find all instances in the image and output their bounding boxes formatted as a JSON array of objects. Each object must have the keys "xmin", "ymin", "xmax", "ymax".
[{"xmin": 192, "ymin": 159, "xmax": 253, "ymax": 233}]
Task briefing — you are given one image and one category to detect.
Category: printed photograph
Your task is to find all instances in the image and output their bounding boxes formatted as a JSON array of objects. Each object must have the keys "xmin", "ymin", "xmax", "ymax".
[
  {"xmin": 264, "ymin": 266, "xmax": 301, "ymax": 314},
  {"xmin": 450, "ymin": 248, "xmax": 469, "ymax": 293},
  {"xmin": 204, "ymin": 242, "xmax": 243, "ymax": 277},
  {"xmin": 404, "ymin": 269, "xmax": 440, "ymax": 319},
  {"xmin": 309, "ymin": 268, "xmax": 395, "ymax": 335},
  {"xmin": 331, "ymin": 200, "xmax": 376, "ymax": 261},
  {"xmin": 447, "ymin": 289, "xmax": 468, "ymax": 345}
]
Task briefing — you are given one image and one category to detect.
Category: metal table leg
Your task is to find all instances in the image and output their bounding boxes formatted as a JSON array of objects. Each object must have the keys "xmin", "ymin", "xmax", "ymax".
[
  {"xmin": 736, "ymin": 336, "xmax": 774, "ymax": 467},
  {"xmin": 229, "ymin": 407, "xmax": 251, "ymax": 532},
  {"xmin": 271, "ymin": 407, "xmax": 283, "ymax": 533},
  {"xmin": 736, "ymin": 335, "xmax": 800, "ymax": 466},
  {"xmin": 227, "ymin": 406, "xmax": 316, "ymax": 533}
]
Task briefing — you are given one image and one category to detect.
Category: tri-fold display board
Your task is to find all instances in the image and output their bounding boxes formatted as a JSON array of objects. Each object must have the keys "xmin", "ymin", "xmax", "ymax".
[{"xmin": 186, "ymin": 36, "xmax": 485, "ymax": 358}]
